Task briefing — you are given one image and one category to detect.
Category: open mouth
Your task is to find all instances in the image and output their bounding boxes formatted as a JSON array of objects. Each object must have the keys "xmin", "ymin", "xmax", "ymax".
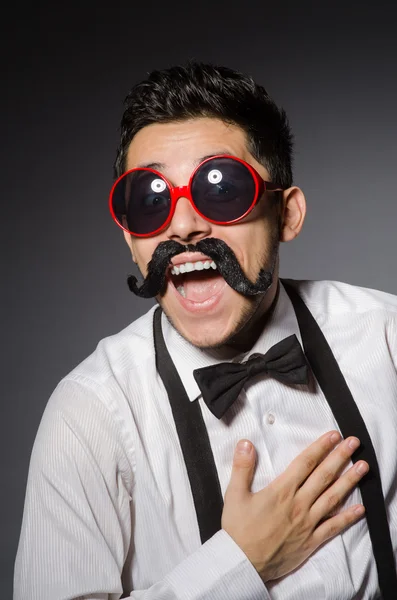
[{"xmin": 168, "ymin": 259, "xmax": 226, "ymax": 303}]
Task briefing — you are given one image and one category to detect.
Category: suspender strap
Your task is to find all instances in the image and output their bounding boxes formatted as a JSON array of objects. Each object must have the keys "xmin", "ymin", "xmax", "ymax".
[
  {"xmin": 153, "ymin": 307, "xmax": 223, "ymax": 543},
  {"xmin": 282, "ymin": 279, "xmax": 397, "ymax": 598}
]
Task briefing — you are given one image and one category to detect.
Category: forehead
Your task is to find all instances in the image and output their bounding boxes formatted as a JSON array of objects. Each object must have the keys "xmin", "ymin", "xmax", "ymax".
[{"xmin": 125, "ymin": 118, "xmax": 253, "ymax": 172}]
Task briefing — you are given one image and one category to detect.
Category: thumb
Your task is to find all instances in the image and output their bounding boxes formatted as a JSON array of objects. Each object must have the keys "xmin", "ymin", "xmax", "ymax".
[{"xmin": 227, "ymin": 440, "xmax": 256, "ymax": 499}]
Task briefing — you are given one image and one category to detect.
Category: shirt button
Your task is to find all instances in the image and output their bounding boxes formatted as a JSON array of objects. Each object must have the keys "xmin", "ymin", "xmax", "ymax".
[{"xmin": 267, "ymin": 413, "xmax": 275, "ymax": 425}]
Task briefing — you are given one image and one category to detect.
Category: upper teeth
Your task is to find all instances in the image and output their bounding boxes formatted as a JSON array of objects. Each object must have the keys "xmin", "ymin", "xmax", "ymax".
[{"xmin": 171, "ymin": 260, "xmax": 217, "ymax": 275}]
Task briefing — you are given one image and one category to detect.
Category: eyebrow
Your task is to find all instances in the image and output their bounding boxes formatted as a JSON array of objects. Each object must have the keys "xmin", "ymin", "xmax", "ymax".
[{"xmin": 136, "ymin": 151, "xmax": 233, "ymax": 171}]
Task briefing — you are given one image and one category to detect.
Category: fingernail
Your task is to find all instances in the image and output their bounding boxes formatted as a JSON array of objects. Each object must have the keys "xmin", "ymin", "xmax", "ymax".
[
  {"xmin": 236, "ymin": 440, "xmax": 252, "ymax": 455},
  {"xmin": 356, "ymin": 462, "xmax": 368, "ymax": 475},
  {"xmin": 348, "ymin": 437, "xmax": 360, "ymax": 450},
  {"xmin": 330, "ymin": 432, "xmax": 340, "ymax": 443},
  {"xmin": 354, "ymin": 505, "xmax": 365, "ymax": 515}
]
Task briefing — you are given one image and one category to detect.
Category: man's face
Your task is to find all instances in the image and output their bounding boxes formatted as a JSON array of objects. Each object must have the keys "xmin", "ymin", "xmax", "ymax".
[{"xmin": 124, "ymin": 118, "xmax": 285, "ymax": 348}]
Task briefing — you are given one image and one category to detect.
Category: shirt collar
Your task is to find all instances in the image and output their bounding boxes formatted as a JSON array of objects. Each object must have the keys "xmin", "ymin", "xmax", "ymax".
[{"xmin": 161, "ymin": 281, "xmax": 302, "ymax": 402}]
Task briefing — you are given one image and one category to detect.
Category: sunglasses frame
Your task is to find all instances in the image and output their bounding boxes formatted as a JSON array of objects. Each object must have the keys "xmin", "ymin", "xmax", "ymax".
[{"xmin": 109, "ymin": 154, "xmax": 283, "ymax": 238}]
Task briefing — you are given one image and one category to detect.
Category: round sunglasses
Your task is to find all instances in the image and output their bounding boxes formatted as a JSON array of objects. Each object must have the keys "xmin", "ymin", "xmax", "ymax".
[{"xmin": 109, "ymin": 154, "xmax": 283, "ymax": 237}]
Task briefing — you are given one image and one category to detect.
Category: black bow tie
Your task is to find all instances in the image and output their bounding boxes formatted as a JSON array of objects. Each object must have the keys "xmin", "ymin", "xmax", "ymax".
[{"xmin": 193, "ymin": 335, "xmax": 309, "ymax": 419}]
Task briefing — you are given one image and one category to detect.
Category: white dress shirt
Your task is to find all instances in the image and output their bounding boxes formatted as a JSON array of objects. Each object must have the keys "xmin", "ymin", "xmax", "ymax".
[{"xmin": 14, "ymin": 279, "xmax": 397, "ymax": 600}]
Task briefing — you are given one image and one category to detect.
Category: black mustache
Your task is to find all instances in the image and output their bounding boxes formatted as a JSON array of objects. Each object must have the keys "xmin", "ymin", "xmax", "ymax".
[{"xmin": 127, "ymin": 238, "xmax": 274, "ymax": 299}]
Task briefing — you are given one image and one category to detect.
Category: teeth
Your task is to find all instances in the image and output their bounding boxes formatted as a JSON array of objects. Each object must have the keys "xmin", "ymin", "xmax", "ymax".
[
  {"xmin": 176, "ymin": 285, "xmax": 186, "ymax": 298},
  {"xmin": 171, "ymin": 261, "xmax": 218, "ymax": 275}
]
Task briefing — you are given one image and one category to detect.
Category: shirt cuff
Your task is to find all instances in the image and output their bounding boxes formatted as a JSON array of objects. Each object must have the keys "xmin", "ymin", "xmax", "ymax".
[{"xmin": 163, "ymin": 528, "xmax": 270, "ymax": 600}]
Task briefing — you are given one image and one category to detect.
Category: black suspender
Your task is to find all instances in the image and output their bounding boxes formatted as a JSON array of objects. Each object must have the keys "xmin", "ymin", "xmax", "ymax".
[
  {"xmin": 282, "ymin": 280, "xmax": 396, "ymax": 597},
  {"xmin": 154, "ymin": 308, "xmax": 223, "ymax": 543}
]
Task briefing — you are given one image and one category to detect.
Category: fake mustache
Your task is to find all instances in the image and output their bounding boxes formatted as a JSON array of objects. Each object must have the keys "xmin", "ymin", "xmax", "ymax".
[{"xmin": 127, "ymin": 238, "xmax": 274, "ymax": 299}]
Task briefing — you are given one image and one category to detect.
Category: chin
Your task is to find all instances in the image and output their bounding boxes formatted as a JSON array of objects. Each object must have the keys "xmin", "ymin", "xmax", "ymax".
[
  {"xmin": 162, "ymin": 310, "xmax": 232, "ymax": 348},
  {"xmin": 180, "ymin": 326, "xmax": 232, "ymax": 349},
  {"xmin": 160, "ymin": 293, "xmax": 260, "ymax": 350}
]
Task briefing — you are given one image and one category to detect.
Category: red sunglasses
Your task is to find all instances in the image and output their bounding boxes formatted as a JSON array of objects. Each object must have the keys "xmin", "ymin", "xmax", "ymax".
[{"xmin": 109, "ymin": 154, "xmax": 283, "ymax": 237}]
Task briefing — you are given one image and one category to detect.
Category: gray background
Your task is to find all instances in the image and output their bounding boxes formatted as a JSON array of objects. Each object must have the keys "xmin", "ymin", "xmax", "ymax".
[{"xmin": 2, "ymin": 1, "xmax": 396, "ymax": 597}]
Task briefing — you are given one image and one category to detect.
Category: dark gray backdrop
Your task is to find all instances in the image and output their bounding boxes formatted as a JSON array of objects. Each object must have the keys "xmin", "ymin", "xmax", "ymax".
[{"xmin": 2, "ymin": 1, "xmax": 396, "ymax": 597}]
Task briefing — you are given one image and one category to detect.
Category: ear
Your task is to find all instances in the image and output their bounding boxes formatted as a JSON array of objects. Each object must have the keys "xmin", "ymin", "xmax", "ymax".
[
  {"xmin": 123, "ymin": 230, "xmax": 137, "ymax": 263},
  {"xmin": 279, "ymin": 186, "xmax": 306, "ymax": 242}
]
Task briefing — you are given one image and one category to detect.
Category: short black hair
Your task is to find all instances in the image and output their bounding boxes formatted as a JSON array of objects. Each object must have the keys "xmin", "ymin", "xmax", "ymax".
[{"xmin": 114, "ymin": 62, "xmax": 293, "ymax": 188}]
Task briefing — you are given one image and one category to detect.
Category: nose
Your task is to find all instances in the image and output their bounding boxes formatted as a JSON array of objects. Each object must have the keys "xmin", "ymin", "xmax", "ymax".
[{"xmin": 166, "ymin": 195, "xmax": 212, "ymax": 243}]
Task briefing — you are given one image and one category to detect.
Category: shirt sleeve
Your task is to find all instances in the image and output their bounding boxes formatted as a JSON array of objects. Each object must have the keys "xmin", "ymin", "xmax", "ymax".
[{"xmin": 14, "ymin": 378, "xmax": 268, "ymax": 600}]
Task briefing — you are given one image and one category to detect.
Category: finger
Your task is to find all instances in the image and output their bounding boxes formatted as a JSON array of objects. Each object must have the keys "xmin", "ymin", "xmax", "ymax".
[
  {"xmin": 311, "ymin": 503, "xmax": 366, "ymax": 548},
  {"xmin": 310, "ymin": 460, "xmax": 369, "ymax": 524},
  {"xmin": 298, "ymin": 436, "xmax": 361, "ymax": 506},
  {"xmin": 280, "ymin": 430, "xmax": 341, "ymax": 491},
  {"xmin": 226, "ymin": 440, "xmax": 256, "ymax": 501}
]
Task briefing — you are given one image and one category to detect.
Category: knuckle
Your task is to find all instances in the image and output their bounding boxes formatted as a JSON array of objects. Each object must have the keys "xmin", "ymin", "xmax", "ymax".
[
  {"xmin": 344, "ymin": 508, "xmax": 357, "ymax": 524},
  {"xmin": 277, "ymin": 483, "xmax": 293, "ymax": 505},
  {"xmin": 346, "ymin": 466, "xmax": 361, "ymax": 484},
  {"xmin": 320, "ymin": 468, "xmax": 335, "ymax": 487},
  {"xmin": 235, "ymin": 460, "xmax": 253, "ymax": 473},
  {"xmin": 324, "ymin": 435, "xmax": 336, "ymax": 450},
  {"xmin": 302, "ymin": 537, "xmax": 314, "ymax": 554},
  {"xmin": 304, "ymin": 455, "xmax": 317, "ymax": 472},
  {"xmin": 339, "ymin": 444, "xmax": 354, "ymax": 460},
  {"xmin": 326, "ymin": 492, "xmax": 339, "ymax": 511},
  {"xmin": 325, "ymin": 520, "xmax": 339, "ymax": 538},
  {"xmin": 291, "ymin": 501, "xmax": 305, "ymax": 522},
  {"xmin": 337, "ymin": 514, "xmax": 352, "ymax": 533}
]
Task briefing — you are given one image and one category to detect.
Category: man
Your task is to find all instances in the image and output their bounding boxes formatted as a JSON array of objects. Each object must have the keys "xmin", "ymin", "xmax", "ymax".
[{"xmin": 14, "ymin": 63, "xmax": 397, "ymax": 599}]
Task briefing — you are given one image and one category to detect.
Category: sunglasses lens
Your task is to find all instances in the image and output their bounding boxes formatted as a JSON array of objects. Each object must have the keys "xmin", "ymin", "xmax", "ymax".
[
  {"xmin": 191, "ymin": 157, "xmax": 256, "ymax": 223},
  {"xmin": 111, "ymin": 170, "xmax": 171, "ymax": 235}
]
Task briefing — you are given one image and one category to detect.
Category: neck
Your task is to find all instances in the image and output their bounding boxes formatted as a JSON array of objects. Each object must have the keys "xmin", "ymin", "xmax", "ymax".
[{"xmin": 206, "ymin": 278, "xmax": 280, "ymax": 359}]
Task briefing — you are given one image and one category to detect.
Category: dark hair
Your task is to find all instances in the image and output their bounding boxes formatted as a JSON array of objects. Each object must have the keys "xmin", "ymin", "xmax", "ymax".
[{"xmin": 114, "ymin": 62, "xmax": 293, "ymax": 188}]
